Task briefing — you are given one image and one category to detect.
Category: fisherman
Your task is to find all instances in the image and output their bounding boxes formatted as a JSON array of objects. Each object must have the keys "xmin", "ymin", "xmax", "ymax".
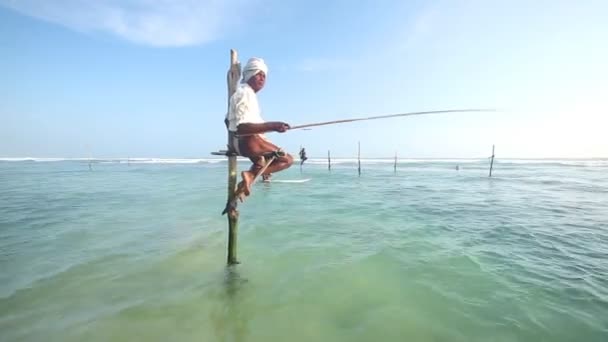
[
  {"xmin": 299, "ymin": 147, "xmax": 308, "ymax": 166},
  {"xmin": 226, "ymin": 57, "xmax": 293, "ymax": 199}
]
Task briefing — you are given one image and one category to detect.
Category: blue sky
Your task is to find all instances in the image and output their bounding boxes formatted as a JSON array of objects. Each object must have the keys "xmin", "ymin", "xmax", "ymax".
[{"xmin": 1, "ymin": 0, "xmax": 606, "ymax": 158}]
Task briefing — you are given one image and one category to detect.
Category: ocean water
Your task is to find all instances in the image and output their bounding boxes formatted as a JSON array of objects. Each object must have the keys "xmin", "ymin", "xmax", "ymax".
[{"xmin": 1, "ymin": 158, "xmax": 607, "ymax": 341}]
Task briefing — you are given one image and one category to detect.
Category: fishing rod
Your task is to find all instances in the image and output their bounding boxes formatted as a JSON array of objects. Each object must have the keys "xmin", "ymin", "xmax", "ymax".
[
  {"xmin": 236, "ymin": 109, "xmax": 495, "ymax": 137},
  {"xmin": 289, "ymin": 108, "xmax": 495, "ymax": 130}
]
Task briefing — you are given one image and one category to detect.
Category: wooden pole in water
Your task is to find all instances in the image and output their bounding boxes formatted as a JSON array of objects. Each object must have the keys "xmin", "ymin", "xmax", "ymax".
[
  {"xmin": 489, "ymin": 144, "xmax": 495, "ymax": 178},
  {"xmin": 394, "ymin": 152, "xmax": 397, "ymax": 173},
  {"xmin": 226, "ymin": 49, "xmax": 241, "ymax": 265},
  {"xmin": 358, "ymin": 141, "xmax": 361, "ymax": 176},
  {"xmin": 328, "ymin": 150, "xmax": 331, "ymax": 171}
]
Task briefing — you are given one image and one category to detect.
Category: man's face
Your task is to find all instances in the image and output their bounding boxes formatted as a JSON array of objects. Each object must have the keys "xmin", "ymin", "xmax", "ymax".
[{"xmin": 248, "ymin": 71, "xmax": 266, "ymax": 92}]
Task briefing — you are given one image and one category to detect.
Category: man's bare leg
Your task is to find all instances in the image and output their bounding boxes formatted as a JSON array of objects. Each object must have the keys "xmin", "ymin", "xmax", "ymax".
[
  {"xmin": 240, "ymin": 155, "xmax": 292, "ymax": 193},
  {"xmin": 240, "ymin": 171, "xmax": 255, "ymax": 194},
  {"xmin": 238, "ymin": 135, "xmax": 294, "ymax": 198},
  {"xmin": 238, "ymin": 157, "xmax": 264, "ymax": 197},
  {"xmin": 260, "ymin": 155, "xmax": 293, "ymax": 174}
]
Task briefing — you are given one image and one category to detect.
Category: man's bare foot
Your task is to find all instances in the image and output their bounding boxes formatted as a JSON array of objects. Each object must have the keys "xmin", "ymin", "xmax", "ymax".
[
  {"xmin": 241, "ymin": 171, "xmax": 255, "ymax": 196},
  {"xmin": 235, "ymin": 181, "xmax": 248, "ymax": 202}
]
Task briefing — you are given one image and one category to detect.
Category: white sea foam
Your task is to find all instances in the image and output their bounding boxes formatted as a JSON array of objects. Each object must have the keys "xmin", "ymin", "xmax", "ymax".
[
  {"xmin": 497, "ymin": 159, "xmax": 608, "ymax": 167},
  {"xmin": 114, "ymin": 158, "xmax": 235, "ymax": 164},
  {"xmin": 0, "ymin": 157, "xmax": 230, "ymax": 164},
  {"xmin": 1, "ymin": 157, "xmax": 605, "ymax": 167},
  {"xmin": 0, "ymin": 157, "xmax": 89, "ymax": 162},
  {"xmin": 305, "ymin": 158, "xmax": 486, "ymax": 165}
]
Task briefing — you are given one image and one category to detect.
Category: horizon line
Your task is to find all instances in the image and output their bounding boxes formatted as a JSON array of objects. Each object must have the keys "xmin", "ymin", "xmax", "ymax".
[{"xmin": 1, "ymin": 156, "xmax": 607, "ymax": 161}]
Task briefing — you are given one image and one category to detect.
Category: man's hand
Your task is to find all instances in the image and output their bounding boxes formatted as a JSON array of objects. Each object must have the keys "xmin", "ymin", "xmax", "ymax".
[{"xmin": 271, "ymin": 122, "xmax": 290, "ymax": 133}]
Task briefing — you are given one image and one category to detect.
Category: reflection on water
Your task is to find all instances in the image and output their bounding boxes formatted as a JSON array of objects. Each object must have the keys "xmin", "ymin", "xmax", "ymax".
[{"xmin": 210, "ymin": 267, "xmax": 251, "ymax": 342}]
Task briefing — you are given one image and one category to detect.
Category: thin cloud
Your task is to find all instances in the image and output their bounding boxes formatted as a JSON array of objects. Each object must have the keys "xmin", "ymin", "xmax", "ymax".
[{"xmin": 0, "ymin": 0, "xmax": 253, "ymax": 47}]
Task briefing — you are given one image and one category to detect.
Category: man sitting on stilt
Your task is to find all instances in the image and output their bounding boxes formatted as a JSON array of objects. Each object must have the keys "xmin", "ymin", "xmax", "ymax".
[{"xmin": 226, "ymin": 57, "xmax": 293, "ymax": 199}]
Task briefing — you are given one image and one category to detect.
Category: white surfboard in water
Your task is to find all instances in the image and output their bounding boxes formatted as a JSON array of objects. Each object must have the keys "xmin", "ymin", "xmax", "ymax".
[{"xmin": 263, "ymin": 178, "xmax": 311, "ymax": 183}]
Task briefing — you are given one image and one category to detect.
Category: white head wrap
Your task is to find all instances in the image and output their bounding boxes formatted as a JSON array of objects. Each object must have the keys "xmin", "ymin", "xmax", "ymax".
[{"xmin": 242, "ymin": 57, "xmax": 268, "ymax": 83}]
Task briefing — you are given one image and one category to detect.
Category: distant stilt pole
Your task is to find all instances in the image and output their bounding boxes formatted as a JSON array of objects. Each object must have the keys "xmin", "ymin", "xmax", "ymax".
[
  {"xmin": 328, "ymin": 150, "xmax": 331, "ymax": 171},
  {"xmin": 489, "ymin": 144, "xmax": 495, "ymax": 177},
  {"xmin": 87, "ymin": 145, "xmax": 92, "ymax": 171},
  {"xmin": 394, "ymin": 152, "xmax": 397, "ymax": 173},
  {"xmin": 226, "ymin": 49, "xmax": 242, "ymax": 265},
  {"xmin": 358, "ymin": 141, "xmax": 361, "ymax": 176}
]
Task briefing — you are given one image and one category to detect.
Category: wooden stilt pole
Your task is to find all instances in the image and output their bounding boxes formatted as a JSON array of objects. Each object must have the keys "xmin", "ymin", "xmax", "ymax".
[
  {"xmin": 489, "ymin": 144, "xmax": 495, "ymax": 178},
  {"xmin": 394, "ymin": 152, "xmax": 397, "ymax": 173},
  {"xmin": 226, "ymin": 49, "xmax": 241, "ymax": 265},
  {"xmin": 226, "ymin": 156, "xmax": 239, "ymax": 264},
  {"xmin": 358, "ymin": 141, "xmax": 361, "ymax": 176},
  {"xmin": 87, "ymin": 145, "xmax": 92, "ymax": 171},
  {"xmin": 328, "ymin": 150, "xmax": 331, "ymax": 171}
]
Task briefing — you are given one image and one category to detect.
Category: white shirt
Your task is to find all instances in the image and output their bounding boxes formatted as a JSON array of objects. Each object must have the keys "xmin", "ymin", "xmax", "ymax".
[{"xmin": 227, "ymin": 83, "xmax": 264, "ymax": 132}]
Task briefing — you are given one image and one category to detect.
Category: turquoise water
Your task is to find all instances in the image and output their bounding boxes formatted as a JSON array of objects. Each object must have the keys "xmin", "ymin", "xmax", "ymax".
[{"xmin": 1, "ymin": 158, "xmax": 607, "ymax": 341}]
